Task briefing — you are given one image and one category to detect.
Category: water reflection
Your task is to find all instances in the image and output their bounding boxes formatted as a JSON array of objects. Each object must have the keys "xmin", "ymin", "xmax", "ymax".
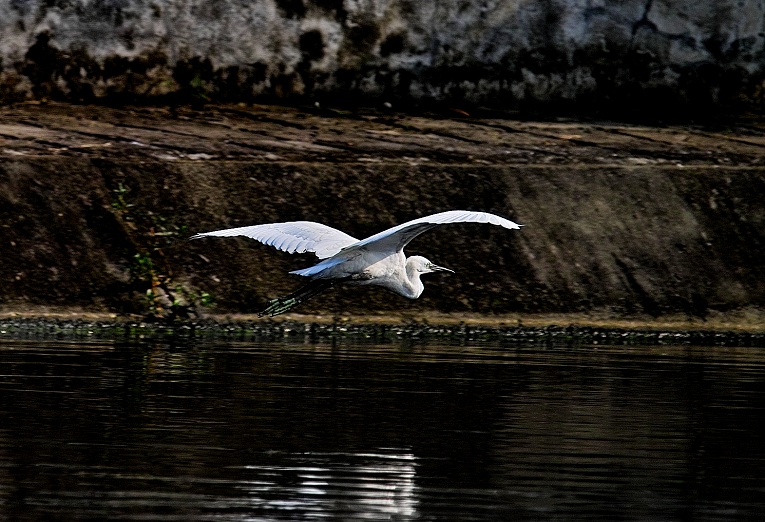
[
  {"xmin": 1, "ymin": 339, "xmax": 765, "ymax": 520},
  {"xmin": 237, "ymin": 450, "xmax": 417, "ymax": 518}
]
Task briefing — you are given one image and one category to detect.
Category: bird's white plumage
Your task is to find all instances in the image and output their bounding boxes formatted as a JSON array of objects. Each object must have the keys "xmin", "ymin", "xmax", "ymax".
[
  {"xmin": 191, "ymin": 210, "xmax": 522, "ymax": 315},
  {"xmin": 342, "ymin": 210, "xmax": 521, "ymax": 255},
  {"xmin": 190, "ymin": 221, "xmax": 358, "ymax": 259},
  {"xmin": 290, "ymin": 211, "xmax": 521, "ymax": 277}
]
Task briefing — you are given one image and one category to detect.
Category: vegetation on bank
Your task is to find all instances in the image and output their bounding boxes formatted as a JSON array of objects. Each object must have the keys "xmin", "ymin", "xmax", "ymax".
[
  {"xmin": 1, "ymin": 318, "xmax": 764, "ymax": 347},
  {"xmin": 110, "ymin": 181, "xmax": 212, "ymax": 321}
]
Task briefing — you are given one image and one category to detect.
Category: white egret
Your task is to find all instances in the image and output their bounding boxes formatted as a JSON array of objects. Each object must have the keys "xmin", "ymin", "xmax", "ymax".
[{"xmin": 190, "ymin": 210, "xmax": 522, "ymax": 316}]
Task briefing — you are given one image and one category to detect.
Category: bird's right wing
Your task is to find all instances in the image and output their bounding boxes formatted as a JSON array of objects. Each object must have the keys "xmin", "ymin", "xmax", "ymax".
[
  {"xmin": 190, "ymin": 221, "xmax": 359, "ymax": 259},
  {"xmin": 342, "ymin": 210, "xmax": 522, "ymax": 255}
]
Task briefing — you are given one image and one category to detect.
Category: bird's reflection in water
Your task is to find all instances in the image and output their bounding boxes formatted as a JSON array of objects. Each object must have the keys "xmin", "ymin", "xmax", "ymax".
[{"xmin": 238, "ymin": 449, "xmax": 418, "ymax": 518}]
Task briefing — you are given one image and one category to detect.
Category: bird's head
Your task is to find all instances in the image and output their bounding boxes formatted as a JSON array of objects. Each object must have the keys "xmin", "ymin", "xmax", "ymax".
[{"xmin": 408, "ymin": 256, "xmax": 455, "ymax": 275}]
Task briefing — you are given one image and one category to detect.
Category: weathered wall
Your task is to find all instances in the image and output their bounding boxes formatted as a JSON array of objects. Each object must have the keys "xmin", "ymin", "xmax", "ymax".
[
  {"xmin": 1, "ymin": 1, "xmax": 764, "ymax": 113},
  {"xmin": 2, "ymin": 158, "xmax": 764, "ymax": 319},
  {"xmin": 1, "ymin": 104, "xmax": 764, "ymax": 319}
]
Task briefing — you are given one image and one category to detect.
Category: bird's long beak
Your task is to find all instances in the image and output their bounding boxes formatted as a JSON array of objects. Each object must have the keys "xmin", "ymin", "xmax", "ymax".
[{"xmin": 431, "ymin": 264, "xmax": 455, "ymax": 274}]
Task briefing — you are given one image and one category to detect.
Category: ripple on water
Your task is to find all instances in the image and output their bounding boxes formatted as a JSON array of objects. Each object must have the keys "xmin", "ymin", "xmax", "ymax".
[{"xmin": 1, "ymin": 339, "xmax": 765, "ymax": 520}]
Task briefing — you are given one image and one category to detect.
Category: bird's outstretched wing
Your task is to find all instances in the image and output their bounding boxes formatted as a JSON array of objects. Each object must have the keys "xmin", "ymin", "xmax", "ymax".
[
  {"xmin": 344, "ymin": 210, "xmax": 522, "ymax": 254},
  {"xmin": 190, "ymin": 221, "xmax": 358, "ymax": 259}
]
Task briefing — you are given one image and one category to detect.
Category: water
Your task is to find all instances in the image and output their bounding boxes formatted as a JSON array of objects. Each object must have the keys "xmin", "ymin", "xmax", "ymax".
[{"xmin": 1, "ymin": 338, "xmax": 764, "ymax": 520}]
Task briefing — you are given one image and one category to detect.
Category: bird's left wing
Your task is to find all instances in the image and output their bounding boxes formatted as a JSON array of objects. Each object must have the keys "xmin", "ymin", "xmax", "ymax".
[
  {"xmin": 190, "ymin": 221, "xmax": 358, "ymax": 259},
  {"xmin": 342, "ymin": 210, "xmax": 522, "ymax": 255}
]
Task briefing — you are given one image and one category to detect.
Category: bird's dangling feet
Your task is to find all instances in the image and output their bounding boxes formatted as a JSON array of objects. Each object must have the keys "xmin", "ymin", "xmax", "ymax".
[
  {"xmin": 258, "ymin": 279, "xmax": 336, "ymax": 317},
  {"xmin": 259, "ymin": 295, "xmax": 304, "ymax": 317}
]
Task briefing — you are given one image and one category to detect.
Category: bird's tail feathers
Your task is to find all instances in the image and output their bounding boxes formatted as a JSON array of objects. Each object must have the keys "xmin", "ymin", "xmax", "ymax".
[{"xmin": 289, "ymin": 257, "xmax": 346, "ymax": 277}]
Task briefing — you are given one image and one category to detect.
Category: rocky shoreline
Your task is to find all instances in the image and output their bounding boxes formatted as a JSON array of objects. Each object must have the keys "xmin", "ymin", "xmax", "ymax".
[{"xmin": 2, "ymin": 311, "xmax": 765, "ymax": 347}]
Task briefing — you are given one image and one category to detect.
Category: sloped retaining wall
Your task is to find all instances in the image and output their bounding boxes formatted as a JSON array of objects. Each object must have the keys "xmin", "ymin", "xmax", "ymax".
[{"xmin": 1, "ymin": 103, "xmax": 763, "ymax": 319}]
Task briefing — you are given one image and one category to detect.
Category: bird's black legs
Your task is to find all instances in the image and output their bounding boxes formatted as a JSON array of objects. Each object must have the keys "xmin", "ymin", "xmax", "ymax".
[{"xmin": 259, "ymin": 279, "xmax": 337, "ymax": 317}]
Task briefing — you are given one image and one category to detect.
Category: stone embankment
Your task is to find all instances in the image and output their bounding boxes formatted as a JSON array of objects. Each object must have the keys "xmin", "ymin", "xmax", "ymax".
[{"xmin": 0, "ymin": 102, "xmax": 764, "ymax": 328}]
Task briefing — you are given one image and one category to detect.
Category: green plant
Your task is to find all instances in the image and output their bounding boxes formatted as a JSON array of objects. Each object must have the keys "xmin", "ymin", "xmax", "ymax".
[
  {"xmin": 112, "ymin": 181, "xmax": 211, "ymax": 321},
  {"xmin": 111, "ymin": 182, "xmax": 133, "ymax": 212}
]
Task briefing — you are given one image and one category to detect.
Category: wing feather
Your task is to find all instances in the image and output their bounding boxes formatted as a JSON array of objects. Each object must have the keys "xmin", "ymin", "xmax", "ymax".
[
  {"xmin": 192, "ymin": 211, "xmax": 522, "ymax": 278},
  {"xmin": 342, "ymin": 210, "xmax": 522, "ymax": 256},
  {"xmin": 190, "ymin": 221, "xmax": 358, "ymax": 259},
  {"xmin": 282, "ymin": 237, "xmax": 300, "ymax": 253}
]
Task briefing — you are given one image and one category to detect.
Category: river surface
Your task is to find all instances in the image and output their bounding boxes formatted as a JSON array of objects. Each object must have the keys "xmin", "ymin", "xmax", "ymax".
[{"xmin": 1, "ymin": 337, "xmax": 764, "ymax": 520}]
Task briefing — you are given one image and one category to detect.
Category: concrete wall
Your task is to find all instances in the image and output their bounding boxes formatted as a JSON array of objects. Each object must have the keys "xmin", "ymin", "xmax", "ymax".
[
  {"xmin": 1, "ymin": 1, "xmax": 764, "ymax": 112},
  {"xmin": 1, "ymin": 103, "xmax": 764, "ymax": 319},
  {"xmin": 3, "ymin": 156, "xmax": 764, "ymax": 319}
]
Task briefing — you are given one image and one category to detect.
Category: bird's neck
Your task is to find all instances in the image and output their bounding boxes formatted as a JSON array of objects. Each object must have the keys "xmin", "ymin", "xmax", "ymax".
[{"xmin": 404, "ymin": 261, "xmax": 424, "ymax": 299}]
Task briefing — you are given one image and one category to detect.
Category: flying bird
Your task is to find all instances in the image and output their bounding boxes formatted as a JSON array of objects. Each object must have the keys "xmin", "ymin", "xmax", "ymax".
[{"xmin": 190, "ymin": 210, "xmax": 522, "ymax": 316}]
